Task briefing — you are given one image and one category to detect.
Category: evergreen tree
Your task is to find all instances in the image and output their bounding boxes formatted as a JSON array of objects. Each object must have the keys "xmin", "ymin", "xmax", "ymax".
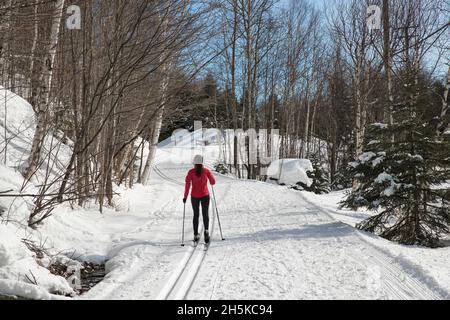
[
  {"xmin": 299, "ymin": 156, "xmax": 330, "ymax": 194},
  {"xmin": 331, "ymin": 165, "xmax": 353, "ymax": 191},
  {"xmin": 214, "ymin": 162, "xmax": 229, "ymax": 175},
  {"xmin": 341, "ymin": 70, "xmax": 450, "ymax": 247}
]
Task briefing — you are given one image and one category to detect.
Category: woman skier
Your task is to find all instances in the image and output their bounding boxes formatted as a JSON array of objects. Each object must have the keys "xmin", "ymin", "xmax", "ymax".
[{"xmin": 183, "ymin": 155, "xmax": 216, "ymax": 244}]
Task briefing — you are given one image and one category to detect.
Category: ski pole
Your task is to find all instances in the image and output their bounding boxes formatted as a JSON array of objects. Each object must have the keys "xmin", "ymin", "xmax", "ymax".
[
  {"xmin": 211, "ymin": 185, "xmax": 225, "ymax": 241},
  {"xmin": 181, "ymin": 202, "xmax": 186, "ymax": 247}
]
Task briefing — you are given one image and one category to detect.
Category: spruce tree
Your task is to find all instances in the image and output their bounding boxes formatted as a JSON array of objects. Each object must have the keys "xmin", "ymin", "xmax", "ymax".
[
  {"xmin": 342, "ymin": 70, "xmax": 450, "ymax": 247},
  {"xmin": 331, "ymin": 165, "xmax": 353, "ymax": 191},
  {"xmin": 214, "ymin": 162, "xmax": 229, "ymax": 175},
  {"xmin": 291, "ymin": 156, "xmax": 331, "ymax": 194},
  {"xmin": 304, "ymin": 156, "xmax": 331, "ymax": 194},
  {"xmin": 331, "ymin": 135, "xmax": 355, "ymax": 191}
]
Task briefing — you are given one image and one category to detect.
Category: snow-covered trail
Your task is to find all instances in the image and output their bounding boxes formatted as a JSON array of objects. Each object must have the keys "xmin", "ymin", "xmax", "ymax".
[
  {"xmin": 81, "ymin": 150, "xmax": 448, "ymax": 300},
  {"xmin": 186, "ymin": 180, "xmax": 446, "ymax": 300}
]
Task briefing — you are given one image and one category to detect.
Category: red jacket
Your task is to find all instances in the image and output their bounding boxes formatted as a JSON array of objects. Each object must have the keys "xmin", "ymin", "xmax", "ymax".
[{"xmin": 184, "ymin": 168, "xmax": 216, "ymax": 199}]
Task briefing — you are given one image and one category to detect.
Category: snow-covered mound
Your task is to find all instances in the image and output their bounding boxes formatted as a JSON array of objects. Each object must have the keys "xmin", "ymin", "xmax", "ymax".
[
  {"xmin": 0, "ymin": 87, "xmax": 75, "ymax": 299},
  {"xmin": 266, "ymin": 159, "xmax": 313, "ymax": 187},
  {"xmin": 0, "ymin": 86, "xmax": 36, "ymax": 170},
  {"xmin": 0, "ymin": 224, "xmax": 73, "ymax": 299},
  {"xmin": 0, "ymin": 163, "xmax": 74, "ymax": 299},
  {"xmin": 0, "ymin": 86, "xmax": 72, "ymax": 182},
  {"xmin": 0, "ymin": 165, "xmax": 30, "ymax": 224}
]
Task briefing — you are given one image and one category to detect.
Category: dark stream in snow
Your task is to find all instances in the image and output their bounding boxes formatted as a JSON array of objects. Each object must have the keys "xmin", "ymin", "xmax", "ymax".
[{"xmin": 79, "ymin": 262, "xmax": 106, "ymax": 294}]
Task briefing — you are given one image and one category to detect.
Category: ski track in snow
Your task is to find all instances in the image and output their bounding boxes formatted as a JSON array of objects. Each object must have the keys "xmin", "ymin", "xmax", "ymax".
[{"xmin": 80, "ymin": 153, "xmax": 448, "ymax": 300}]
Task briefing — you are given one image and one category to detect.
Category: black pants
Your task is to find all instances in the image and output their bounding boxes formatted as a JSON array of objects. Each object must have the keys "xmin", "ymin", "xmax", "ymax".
[{"xmin": 191, "ymin": 196, "xmax": 210, "ymax": 235}]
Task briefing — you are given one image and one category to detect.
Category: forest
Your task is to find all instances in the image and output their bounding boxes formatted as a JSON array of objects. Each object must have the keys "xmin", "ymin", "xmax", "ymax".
[{"xmin": 0, "ymin": 0, "xmax": 449, "ymax": 301}]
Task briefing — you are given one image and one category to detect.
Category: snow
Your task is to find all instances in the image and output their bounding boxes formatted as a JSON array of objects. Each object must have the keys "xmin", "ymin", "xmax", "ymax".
[
  {"xmin": 372, "ymin": 123, "xmax": 388, "ymax": 129},
  {"xmin": 372, "ymin": 156, "xmax": 384, "ymax": 167},
  {"xmin": 0, "ymin": 163, "xmax": 73, "ymax": 299},
  {"xmin": 301, "ymin": 191, "xmax": 450, "ymax": 298},
  {"xmin": 374, "ymin": 172, "xmax": 400, "ymax": 197},
  {"xmin": 0, "ymin": 87, "xmax": 75, "ymax": 299},
  {"xmin": 266, "ymin": 159, "xmax": 313, "ymax": 187},
  {"xmin": 0, "ymin": 86, "xmax": 36, "ymax": 170},
  {"xmin": 359, "ymin": 152, "xmax": 377, "ymax": 163},
  {"xmin": 406, "ymin": 154, "xmax": 424, "ymax": 162},
  {"xmin": 382, "ymin": 185, "xmax": 397, "ymax": 197},
  {"xmin": 1, "ymin": 88, "xmax": 450, "ymax": 300},
  {"xmin": 0, "ymin": 225, "xmax": 29, "ymax": 267},
  {"xmin": 0, "ymin": 224, "xmax": 73, "ymax": 299},
  {"xmin": 357, "ymin": 152, "xmax": 385, "ymax": 168},
  {"xmin": 0, "ymin": 86, "xmax": 72, "ymax": 184},
  {"xmin": 37, "ymin": 183, "xmax": 183, "ymax": 264},
  {"xmin": 79, "ymin": 162, "xmax": 450, "ymax": 300},
  {"xmin": 375, "ymin": 172, "xmax": 394, "ymax": 183},
  {"xmin": 0, "ymin": 165, "xmax": 30, "ymax": 224},
  {"xmin": 79, "ymin": 134, "xmax": 450, "ymax": 300}
]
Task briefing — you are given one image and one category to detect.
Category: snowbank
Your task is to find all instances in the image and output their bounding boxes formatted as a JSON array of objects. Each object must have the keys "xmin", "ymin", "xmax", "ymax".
[
  {"xmin": 0, "ymin": 224, "xmax": 73, "ymax": 299},
  {"xmin": 0, "ymin": 86, "xmax": 72, "ymax": 183},
  {"xmin": 309, "ymin": 190, "xmax": 450, "ymax": 297},
  {"xmin": 266, "ymin": 159, "xmax": 313, "ymax": 187},
  {"xmin": 0, "ymin": 86, "xmax": 36, "ymax": 169},
  {"xmin": 0, "ymin": 87, "xmax": 74, "ymax": 299},
  {"xmin": 0, "ymin": 165, "xmax": 31, "ymax": 224},
  {"xmin": 0, "ymin": 225, "xmax": 29, "ymax": 267}
]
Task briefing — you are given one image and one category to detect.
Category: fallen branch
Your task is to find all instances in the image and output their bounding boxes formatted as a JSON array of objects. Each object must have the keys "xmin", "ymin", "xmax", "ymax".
[{"xmin": 25, "ymin": 270, "xmax": 38, "ymax": 286}]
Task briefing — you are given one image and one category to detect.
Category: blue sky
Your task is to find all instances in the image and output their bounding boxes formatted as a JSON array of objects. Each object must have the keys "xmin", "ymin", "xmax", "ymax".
[
  {"xmin": 273, "ymin": 0, "xmax": 447, "ymax": 78},
  {"xmin": 276, "ymin": 0, "xmax": 328, "ymax": 10}
]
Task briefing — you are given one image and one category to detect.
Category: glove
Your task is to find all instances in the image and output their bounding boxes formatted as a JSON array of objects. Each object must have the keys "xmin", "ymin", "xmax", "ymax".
[{"xmin": 183, "ymin": 198, "xmax": 187, "ymax": 204}]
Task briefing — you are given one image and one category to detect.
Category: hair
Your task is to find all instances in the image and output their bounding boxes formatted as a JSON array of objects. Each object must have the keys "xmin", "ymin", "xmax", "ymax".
[{"xmin": 195, "ymin": 164, "xmax": 203, "ymax": 177}]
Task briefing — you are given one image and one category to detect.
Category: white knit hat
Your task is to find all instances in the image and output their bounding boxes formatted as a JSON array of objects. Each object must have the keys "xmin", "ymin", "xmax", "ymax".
[{"xmin": 193, "ymin": 155, "xmax": 204, "ymax": 165}]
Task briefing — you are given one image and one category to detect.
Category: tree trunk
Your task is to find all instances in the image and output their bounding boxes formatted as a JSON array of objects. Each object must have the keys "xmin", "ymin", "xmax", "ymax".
[
  {"xmin": 303, "ymin": 100, "xmax": 311, "ymax": 158},
  {"xmin": 25, "ymin": 0, "xmax": 65, "ymax": 180},
  {"xmin": 141, "ymin": 106, "xmax": 165, "ymax": 185},
  {"xmin": 0, "ymin": 0, "xmax": 13, "ymax": 87},
  {"xmin": 382, "ymin": 0, "xmax": 394, "ymax": 128},
  {"xmin": 29, "ymin": 0, "xmax": 39, "ymax": 101},
  {"xmin": 437, "ymin": 65, "xmax": 450, "ymax": 136},
  {"xmin": 117, "ymin": 104, "xmax": 147, "ymax": 182}
]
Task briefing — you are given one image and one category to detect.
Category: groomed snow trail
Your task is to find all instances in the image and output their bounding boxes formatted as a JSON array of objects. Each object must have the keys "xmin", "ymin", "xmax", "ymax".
[
  {"xmin": 81, "ymin": 149, "xmax": 448, "ymax": 300},
  {"xmin": 155, "ymin": 164, "xmax": 220, "ymax": 300}
]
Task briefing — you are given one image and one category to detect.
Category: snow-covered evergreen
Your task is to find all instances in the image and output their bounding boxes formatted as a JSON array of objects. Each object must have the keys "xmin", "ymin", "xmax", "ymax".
[
  {"xmin": 294, "ymin": 156, "xmax": 330, "ymax": 194},
  {"xmin": 342, "ymin": 71, "xmax": 450, "ymax": 247}
]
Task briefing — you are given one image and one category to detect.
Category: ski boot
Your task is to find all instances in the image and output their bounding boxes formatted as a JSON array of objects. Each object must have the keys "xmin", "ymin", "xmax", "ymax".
[
  {"xmin": 194, "ymin": 234, "xmax": 200, "ymax": 244},
  {"xmin": 204, "ymin": 230, "xmax": 210, "ymax": 244}
]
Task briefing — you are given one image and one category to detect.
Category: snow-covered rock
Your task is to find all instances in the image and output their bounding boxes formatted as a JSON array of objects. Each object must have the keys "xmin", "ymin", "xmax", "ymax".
[{"xmin": 266, "ymin": 159, "xmax": 313, "ymax": 187}]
